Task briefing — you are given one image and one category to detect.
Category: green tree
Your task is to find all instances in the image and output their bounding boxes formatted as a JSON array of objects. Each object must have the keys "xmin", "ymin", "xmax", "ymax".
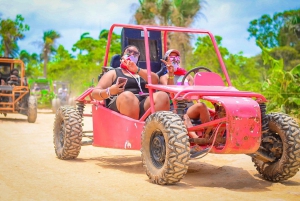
[
  {"xmin": 169, "ymin": 0, "xmax": 203, "ymax": 66},
  {"xmin": 258, "ymin": 41, "xmax": 300, "ymax": 116},
  {"xmin": 287, "ymin": 14, "xmax": 300, "ymax": 39},
  {"xmin": 191, "ymin": 35, "xmax": 230, "ymax": 74},
  {"xmin": 269, "ymin": 46, "xmax": 299, "ymax": 71},
  {"xmin": 19, "ymin": 49, "xmax": 31, "ymax": 64},
  {"xmin": 0, "ymin": 14, "xmax": 29, "ymax": 57},
  {"xmin": 247, "ymin": 9, "xmax": 300, "ymax": 48},
  {"xmin": 72, "ymin": 32, "xmax": 92, "ymax": 54},
  {"xmin": 42, "ymin": 30, "xmax": 61, "ymax": 77},
  {"xmin": 191, "ymin": 35, "xmax": 264, "ymax": 92},
  {"xmin": 47, "ymin": 30, "xmax": 121, "ymax": 95},
  {"xmin": 20, "ymin": 51, "xmax": 43, "ymax": 78},
  {"xmin": 133, "ymin": 0, "xmax": 159, "ymax": 25},
  {"xmin": 133, "ymin": 0, "xmax": 204, "ymax": 66},
  {"xmin": 72, "ymin": 30, "xmax": 120, "ymax": 64},
  {"xmin": 133, "ymin": 0, "xmax": 202, "ymax": 26}
]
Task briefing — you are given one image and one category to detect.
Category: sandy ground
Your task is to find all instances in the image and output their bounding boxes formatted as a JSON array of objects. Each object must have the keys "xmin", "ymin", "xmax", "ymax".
[{"xmin": 0, "ymin": 106, "xmax": 300, "ymax": 201}]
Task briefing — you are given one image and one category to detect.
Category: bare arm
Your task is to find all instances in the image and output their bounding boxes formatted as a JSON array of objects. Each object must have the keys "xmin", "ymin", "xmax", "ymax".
[
  {"xmin": 137, "ymin": 67, "xmax": 159, "ymax": 84},
  {"xmin": 188, "ymin": 74, "xmax": 194, "ymax": 85},
  {"xmin": 160, "ymin": 58, "xmax": 175, "ymax": 85},
  {"xmin": 91, "ymin": 70, "xmax": 125, "ymax": 101},
  {"xmin": 159, "ymin": 74, "xmax": 175, "ymax": 85}
]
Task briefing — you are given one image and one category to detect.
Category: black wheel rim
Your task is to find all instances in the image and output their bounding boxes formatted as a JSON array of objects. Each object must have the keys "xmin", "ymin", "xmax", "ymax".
[
  {"xmin": 262, "ymin": 131, "xmax": 283, "ymax": 161},
  {"xmin": 150, "ymin": 130, "xmax": 166, "ymax": 168}
]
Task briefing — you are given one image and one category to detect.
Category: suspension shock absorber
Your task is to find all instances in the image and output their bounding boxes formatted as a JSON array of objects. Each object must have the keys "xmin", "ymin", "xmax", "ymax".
[
  {"xmin": 259, "ymin": 103, "xmax": 269, "ymax": 134},
  {"xmin": 175, "ymin": 100, "xmax": 188, "ymax": 119},
  {"xmin": 249, "ymin": 102, "xmax": 274, "ymax": 162},
  {"xmin": 76, "ymin": 101, "xmax": 85, "ymax": 118},
  {"xmin": 76, "ymin": 101, "xmax": 94, "ymax": 146}
]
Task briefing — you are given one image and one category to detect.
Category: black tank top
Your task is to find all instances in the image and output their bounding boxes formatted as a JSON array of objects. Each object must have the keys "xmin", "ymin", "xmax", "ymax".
[{"xmin": 113, "ymin": 68, "xmax": 149, "ymax": 94}]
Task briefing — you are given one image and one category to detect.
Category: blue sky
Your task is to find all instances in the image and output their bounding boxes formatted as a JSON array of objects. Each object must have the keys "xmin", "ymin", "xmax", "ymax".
[{"xmin": 1, "ymin": 0, "xmax": 300, "ymax": 57}]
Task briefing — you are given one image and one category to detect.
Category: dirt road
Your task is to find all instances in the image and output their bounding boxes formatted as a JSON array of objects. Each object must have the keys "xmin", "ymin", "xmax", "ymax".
[{"xmin": 0, "ymin": 108, "xmax": 299, "ymax": 201}]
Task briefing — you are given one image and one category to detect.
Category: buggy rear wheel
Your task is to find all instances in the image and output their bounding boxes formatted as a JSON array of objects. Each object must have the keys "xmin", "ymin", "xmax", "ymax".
[
  {"xmin": 252, "ymin": 113, "xmax": 300, "ymax": 182},
  {"xmin": 141, "ymin": 111, "xmax": 190, "ymax": 185},
  {"xmin": 27, "ymin": 95, "xmax": 37, "ymax": 123},
  {"xmin": 53, "ymin": 106, "xmax": 82, "ymax": 159}
]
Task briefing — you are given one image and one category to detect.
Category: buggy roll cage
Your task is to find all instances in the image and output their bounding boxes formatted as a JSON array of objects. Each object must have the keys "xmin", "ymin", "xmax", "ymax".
[
  {"xmin": 102, "ymin": 24, "xmax": 233, "ymax": 113},
  {"xmin": 77, "ymin": 24, "xmax": 267, "ymax": 121},
  {"xmin": 104, "ymin": 24, "xmax": 265, "ymax": 109}
]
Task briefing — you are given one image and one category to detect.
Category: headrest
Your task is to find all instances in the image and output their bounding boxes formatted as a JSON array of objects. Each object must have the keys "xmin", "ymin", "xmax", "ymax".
[{"xmin": 110, "ymin": 54, "xmax": 121, "ymax": 68}]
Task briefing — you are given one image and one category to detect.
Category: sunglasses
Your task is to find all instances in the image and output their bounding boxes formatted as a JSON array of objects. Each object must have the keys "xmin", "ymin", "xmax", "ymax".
[
  {"xmin": 169, "ymin": 56, "xmax": 180, "ymax": 64},
  {"xmin": 125, "ymin": 49, "xmax": 140, "ymax": 57}
]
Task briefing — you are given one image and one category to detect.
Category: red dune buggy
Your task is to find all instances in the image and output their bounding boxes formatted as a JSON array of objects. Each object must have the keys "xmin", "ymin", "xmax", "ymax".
[{"xmin": 53, "ymin": 24, "xmax": 300, "ymax": 185}]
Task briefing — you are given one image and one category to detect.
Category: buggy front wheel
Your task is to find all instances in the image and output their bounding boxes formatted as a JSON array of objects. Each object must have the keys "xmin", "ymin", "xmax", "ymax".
[
  {"xmin": 141, "ymin": 111, "xmax": 190, "ymax": 185},
  {"xmin": 53, "ymin": 106, "xmax": 82, "ymax": 159},
  {"xmin": 27, "ymin": 95, "xmax": 37, "ymax": 123}
]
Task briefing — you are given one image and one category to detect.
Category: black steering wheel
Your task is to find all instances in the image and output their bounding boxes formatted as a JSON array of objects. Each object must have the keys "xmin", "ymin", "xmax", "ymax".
[{"xmin": 181, "ymin": 66, "xmax": 212, "ymax": 85}]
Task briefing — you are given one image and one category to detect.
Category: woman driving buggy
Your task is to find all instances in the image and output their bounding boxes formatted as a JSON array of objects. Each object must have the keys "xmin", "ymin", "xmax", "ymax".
[{"xmin": 92, "ymin": 45, "xmax": 170, "ymax": 120}]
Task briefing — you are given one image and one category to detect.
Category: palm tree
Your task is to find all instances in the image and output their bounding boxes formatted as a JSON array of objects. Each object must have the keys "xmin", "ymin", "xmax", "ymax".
[
  {"xmin": 132, "ymin": 0, "xmax": 204, "ymax": 66},
  {"xmin": 169, "ymin": 0, "xmax": 203, "ymax": 66},
  {"xmin": 133, "ymin": 0, "xmax": 158, "ymax": 25},
  {"xmin": 0, "ymin": 15, "xmax": 29, "ymax": 57},
  {"xmin": 42, "ymin": 30, "xmax": 60, "ymax": 77},
  {"xmin": 133, "ymin": 0, "xmax": 174, "ymax": 26},
  {"xmin": 72, "ymin": 32, "xmax": 92, "ymax": 54},
  {"xmin": 19, "ymin": 50, "xmax": 31, "ymax": 64}
]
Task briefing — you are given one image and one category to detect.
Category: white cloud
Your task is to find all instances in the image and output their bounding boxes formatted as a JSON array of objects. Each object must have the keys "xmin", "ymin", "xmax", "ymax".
[
  {"xmin": 1, "ymin": 0, "xmax": 137, "ymax": 54},
  {"xmin": 196, "ymin": 0, "xmax": 300, "ymax": 56},
  {"xmin": 1, "ymin": 0, "xmax": 300, "ymax": 56}
]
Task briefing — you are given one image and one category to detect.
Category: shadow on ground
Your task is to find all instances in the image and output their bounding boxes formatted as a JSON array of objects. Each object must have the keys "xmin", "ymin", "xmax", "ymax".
[
  {"xmin": 0, "ymin": 117, "xmax": 27, "ymax": 122},
  {"xmin": 69, "ymin": 154, "xmax": 299, "ymax": 191}
]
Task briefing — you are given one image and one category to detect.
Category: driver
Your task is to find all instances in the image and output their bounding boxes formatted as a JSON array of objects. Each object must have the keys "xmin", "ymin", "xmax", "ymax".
[{"xmin": 160, "ymin": 49, "xmax": 211, "ymax": 154}]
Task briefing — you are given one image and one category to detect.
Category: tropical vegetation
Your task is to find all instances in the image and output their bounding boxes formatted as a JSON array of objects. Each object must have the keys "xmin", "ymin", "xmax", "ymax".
[{"xmin": 0, "ymin": 2, "xmax": 299, "ymax": 119}]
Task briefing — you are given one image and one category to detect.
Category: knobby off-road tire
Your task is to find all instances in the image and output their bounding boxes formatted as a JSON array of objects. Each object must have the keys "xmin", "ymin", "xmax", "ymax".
[
  {"xmin": 27, "ymin": 95, "xmax": 37, "ymax": 123},
  {"xmin": 141, "ymin": 111, "xmax": 190, "ymax": 185},
  {"xmin": 68, "ymin": 97, "xmax": 76, "ymax": 106},
  {"xmin": 52, "ymin": 98, "xmax": 61, "ymax": 113},
  {"xmin": 53, "ymin": 106, "xmax": 82, "ymax": 159},
  {"xmin": 252, "ymin": 113, "xmax": 300, "ymax": 182}
]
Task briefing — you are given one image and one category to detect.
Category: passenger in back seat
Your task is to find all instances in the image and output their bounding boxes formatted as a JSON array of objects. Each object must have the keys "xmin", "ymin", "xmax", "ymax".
[{"xmin": 92, "ymin": 45, "xmax": 170, "ymax": 120}]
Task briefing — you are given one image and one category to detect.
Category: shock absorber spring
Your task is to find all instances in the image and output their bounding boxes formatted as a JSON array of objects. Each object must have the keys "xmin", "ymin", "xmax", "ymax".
[
  {"xmin": 175, "ymin": 100, "xmax": 188, "ymax": 119},
  {"xmin": 76, "ymin": 101, "xmax": 85, "ymax": 118},
  {"xmin": 259, "ymin": 103, "xmax": 269, "ymax": 133}
]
